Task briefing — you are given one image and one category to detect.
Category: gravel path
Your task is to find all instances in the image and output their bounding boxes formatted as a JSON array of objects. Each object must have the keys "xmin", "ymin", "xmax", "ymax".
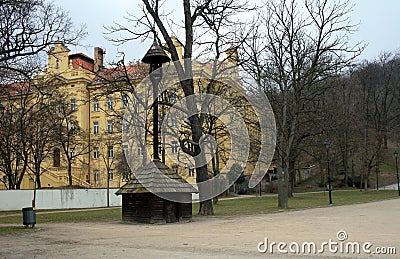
[{"xmin": 0, "ymin": 198, "xmax": 399, "ymax": 258}]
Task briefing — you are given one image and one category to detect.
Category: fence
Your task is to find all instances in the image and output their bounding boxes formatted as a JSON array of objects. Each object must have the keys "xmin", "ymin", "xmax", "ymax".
[{"xmin": 0, "ymin": 188, "xmax": 121, "ymax": 211}]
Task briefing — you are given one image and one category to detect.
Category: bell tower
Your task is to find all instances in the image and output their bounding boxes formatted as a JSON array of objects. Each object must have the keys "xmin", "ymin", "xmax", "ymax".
[{"xmin": 47, "ymin": 40, "xmax": 70, "ymax": 73}]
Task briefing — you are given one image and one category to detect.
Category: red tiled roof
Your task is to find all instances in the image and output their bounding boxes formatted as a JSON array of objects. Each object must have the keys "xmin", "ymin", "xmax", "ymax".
[
  {"xmin": 69, "ymin": 53, "xmax": 94, "ymax": 71},
  {"xmin": 0, "ymin": 81, "xmax": 32, "ymax": 97},
  {"xmin": 90, "ymin": 64, "xmax": 148, "ymax": 85}
]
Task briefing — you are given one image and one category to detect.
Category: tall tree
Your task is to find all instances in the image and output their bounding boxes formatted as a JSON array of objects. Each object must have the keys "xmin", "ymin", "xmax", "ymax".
[
  {"xmin": 52, "ymin": 92, "xmax": 90, "ymax": 186},
  {"xmin": 0, "ymin": 0, "xmax": 85, "ymax": 78},
  {"xmin": 242, "ymin": 0, "xmax": 363, "ymax": 208},
  {"xmin": 25, "ymin": 83, "xmax": 55, "ymax": 189},
  {"xmin": 0, "ymin": 0, "xmax": 86, "ymax": 188},
  {"xmin": 107, "ymin": 0, "xmax": 253, "ymax": 215}
]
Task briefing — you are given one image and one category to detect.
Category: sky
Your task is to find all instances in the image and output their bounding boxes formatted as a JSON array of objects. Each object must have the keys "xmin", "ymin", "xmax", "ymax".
[{"xmin": 56, "ymin": 0, "xmax": 400, "ymax": 64}]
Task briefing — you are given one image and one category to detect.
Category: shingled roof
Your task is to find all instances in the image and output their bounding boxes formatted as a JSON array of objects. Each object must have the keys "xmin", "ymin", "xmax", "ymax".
[{"xmin": 116, "ymin": 160, "xmax": 198, "ymax": 195}]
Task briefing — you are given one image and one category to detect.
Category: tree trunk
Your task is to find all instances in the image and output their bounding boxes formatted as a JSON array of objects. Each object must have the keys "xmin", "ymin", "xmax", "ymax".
[
  {"xmin": 364, "ymin": 166, "xmax": 371, "ymax": 191},
  {"xmin": 36, "ymin": 171, "xmax": 41, "ymax": 189},
  {"xmin": 212, "ymin": 196, "xmax": 219, "ymax": 205},
  {"xmin": 278, "ymin": 166, "xmax": 289, "ymax": 208},
  {"xmin": 68, "ymin": 162, "xmax": 73, "ymax": 186},
  {"xmin": 199, "ymin": 199, "xmax": 214, "ymax": 215},
  {"xmin": 212, "ymin": 177, "xmax": 219, "ymax": 205},
  {"xmin": 197, "ymin": 164, "xmax": 214, "ymax": 215},
  {"xmin": 288, "ymin": 157, "xmax": 295, "ymax": 198},
  {"xmin": 188, "ymin": 102, "xmax": 214, "ymax": 215},
  {"xmin": 342, "ymin": 144, "xmax": 349, "ymax": 187},
  {"xmin": 17, "ymin": 163, "xmax": 27, "ymax": 190},
  {"xmin": 351, "ymin": 160, "xmax": 355, "ymax": 188},
  {"xmin": 383, "ymin": 131, "xmax": 388, "ymax": 149},
  {"xmin": 8, "ymin": 175, "xmax": 13, "ymax": 189},
  {"xmin": 343, "ymin": 155, "xmax": 348, "ymax": 188}
]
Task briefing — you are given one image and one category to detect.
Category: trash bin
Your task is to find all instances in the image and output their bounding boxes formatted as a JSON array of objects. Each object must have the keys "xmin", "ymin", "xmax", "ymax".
[{"xmin": 22, "ymin": 207, "xmax": 36, "ymax": 228}]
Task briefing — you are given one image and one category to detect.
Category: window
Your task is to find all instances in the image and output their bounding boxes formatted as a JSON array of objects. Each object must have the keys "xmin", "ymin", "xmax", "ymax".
[
  {"xmin": 107, "ymin": 120, "xmax": 113, "ymax": 133},
  {"xmin": 188, "ymin": 142, "xmax": 194, "ymax": 152},
  {"xmin": 70, "ymin": 148, "xmax": 75, "ymax": 158},
  {"xmin": 58, "ymin": 102, "xmax": 63, "ymax": 114},
  {"xmin": 93, "ymin": 147, "xmax": 99, "ymax": 159},
  {"xmin": 108, "ymin": 146, "xmax": 114, "ymax": 158},
  {"xmin": 56, "ymin": 59, "xmax": 59, "ymax": 69},
  {"xmin": 122, "ymin": 120, "xmax": 129, "ymax": 133},
  {"xmin": 171, "ymin": 114, "xmax": 177, "ymax": 127},
  {"xmin": 16, "ymin": 153, "xmax": 22, "ymax": 165},
  {"xmin": 172, "ymin": 165, "xmax": 178, "ymax": 173},
  {"xmin": 136, "ymin": 93, "xmax": 143, "ymax": 106},
  {"xmin": 188, "ymin": 166, "xmax": 195, "ymax": 177},
  {"xmin": 93, "ymin": 121, "xmax": 99, "ymax": 134},
  {"xmin": 94, "ymin": 170, "xmax": 100, "ymax": 183},
  {"xmin": 70, "ymin": 99, "xmax": 76, "ymax": 111},
  {"xmin": 123, "ymin": 145, "xmax": 128, "ymax": 155},
  {"xmin": 171, "ymin": 141, "xmax": 178, "ymax": 154},
  {"xmin": 107, "ymin": 97, "xmax": 113, "ymax": 110},
  {"xmin": 170, "ymin": 88, "xmax": 177, "ymax": 103},
  {"xmin": 93, "ymin": 99, "xmax": 99, "ymax": 112},
  {"xmin": 122, "ymin": 94, "xmax": 128, "ymax": 108},
  {"xmin": 108, "ymin": 170, "xmax": 113, "ymax": 181},
  {"xmin": 52, "ymin": 102, "xmax": 57, "ymax": 114},
  {"xmin": 137, "ymin": 145, "xmax": 143, "ymax": 156},
  {"xmin": 70, "ymin": 121, "xmax": 76, "ymax": 133},
  {"xmin": 53, "ymin": 148, "xmax": 60, "ymax": 167},
  {"xmin": 122, "ymin": 172, "xmax": 129, "ymax": 181}
]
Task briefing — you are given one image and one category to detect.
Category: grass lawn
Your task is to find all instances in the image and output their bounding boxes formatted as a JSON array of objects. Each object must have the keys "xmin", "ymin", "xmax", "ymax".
[
  {"xmin": 192, "ymin": 190, "xmax": 399, "ymax": 216},
  {"xmin": 0, "ymin": 190, "xmax": 397, "ymax": 235},
  {"xmin": 0, "ymin": 207, "xmax": 121, "ymax": 225}
]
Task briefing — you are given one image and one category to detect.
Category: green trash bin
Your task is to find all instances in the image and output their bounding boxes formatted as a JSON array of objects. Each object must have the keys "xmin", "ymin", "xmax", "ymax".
[{"xmin": 22, "ymin": 207, "xmax": 36, "ymax": 228}]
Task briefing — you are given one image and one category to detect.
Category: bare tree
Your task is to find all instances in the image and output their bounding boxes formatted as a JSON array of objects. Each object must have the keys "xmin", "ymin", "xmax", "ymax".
[
  {"xmin": 25, "ymin": 83, "xmax": 55, "ymax": 188},
  {"xmin": 242, "ymin": 0, "xmax": 363, "ymax": 208},
  {"xmin": 106, "ymin": 0, "xmax": 254, "ymax": 215},
  {"xmin": 0, "ymin": 0, "xmax": 86, "ymax": 188},
  {"xmin": 0, "ymin": 83, "xmax": 31, "ymax": 189},
  {"xmin": 0, "ymin": 0, "xmax": 86, "ymax": 77},
  {"xmin": 52, "ymin": 93, "xmax": 90, "ymax": 186}
]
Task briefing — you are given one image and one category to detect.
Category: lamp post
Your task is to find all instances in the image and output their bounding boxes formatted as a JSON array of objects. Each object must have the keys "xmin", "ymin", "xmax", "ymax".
[
  {"xmin": 375, "ymin": 161, "xmax": 379, "ymax": 191},
  {"xmin": 324, "ymin": 141, "xmax": 332, "ymax": 205},
  {"xmin": 394, "ymin": 150, "xmax": 400, "ymax": 196},
  {"xmin": 142, "ymin": 38, "xmax": 171, "ymax": 160}
]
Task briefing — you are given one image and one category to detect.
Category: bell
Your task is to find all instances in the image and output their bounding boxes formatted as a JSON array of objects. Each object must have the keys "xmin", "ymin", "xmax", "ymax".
[{"xmin": 142, "ymin": 39, "xmax": 171, "ymax": 65}]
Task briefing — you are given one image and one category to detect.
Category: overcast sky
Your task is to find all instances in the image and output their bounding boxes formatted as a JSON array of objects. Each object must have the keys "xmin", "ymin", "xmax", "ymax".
[{"xmin": 56, "ymin": 0, "xmax": 400, "ymax": 64}]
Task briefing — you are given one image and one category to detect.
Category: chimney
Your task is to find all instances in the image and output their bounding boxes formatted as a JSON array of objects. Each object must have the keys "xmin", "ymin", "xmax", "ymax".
[{"xmin": 94, "ymin": 47, "xmax": 104, "ymax": 72}]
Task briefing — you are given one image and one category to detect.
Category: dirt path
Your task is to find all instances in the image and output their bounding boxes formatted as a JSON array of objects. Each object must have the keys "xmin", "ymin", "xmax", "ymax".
[{"xmin": 1, "ymin": 198, "xmax": 399, "ymax": 258}]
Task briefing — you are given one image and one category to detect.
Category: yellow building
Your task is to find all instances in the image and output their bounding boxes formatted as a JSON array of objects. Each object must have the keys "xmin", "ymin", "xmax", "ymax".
[{"xmin": 0, "ymin": 39, "xmax": 264, "ymax": 190}]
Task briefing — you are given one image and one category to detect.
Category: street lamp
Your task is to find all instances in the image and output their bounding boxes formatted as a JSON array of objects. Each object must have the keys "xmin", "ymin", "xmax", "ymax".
[
  {"xmin": 394, "ymin": 150, "xmax": 400, "ymax": 196},
  {"xmin": 142, "ymin": 38, "xmax": 171, "ymax": 160},
  {"xmin": 324, "ymin": 141, "xmax": 332, "ymax": 205},
  {"xmin": 375, "ymin": 161, "xmax": 379, "ymax": 191}
]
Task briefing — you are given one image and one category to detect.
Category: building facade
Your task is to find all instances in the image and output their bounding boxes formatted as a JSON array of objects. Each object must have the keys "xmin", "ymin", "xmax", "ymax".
[{"xmin": 1, "ymin": 39, "xmax": 266, "ymax": 190}]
